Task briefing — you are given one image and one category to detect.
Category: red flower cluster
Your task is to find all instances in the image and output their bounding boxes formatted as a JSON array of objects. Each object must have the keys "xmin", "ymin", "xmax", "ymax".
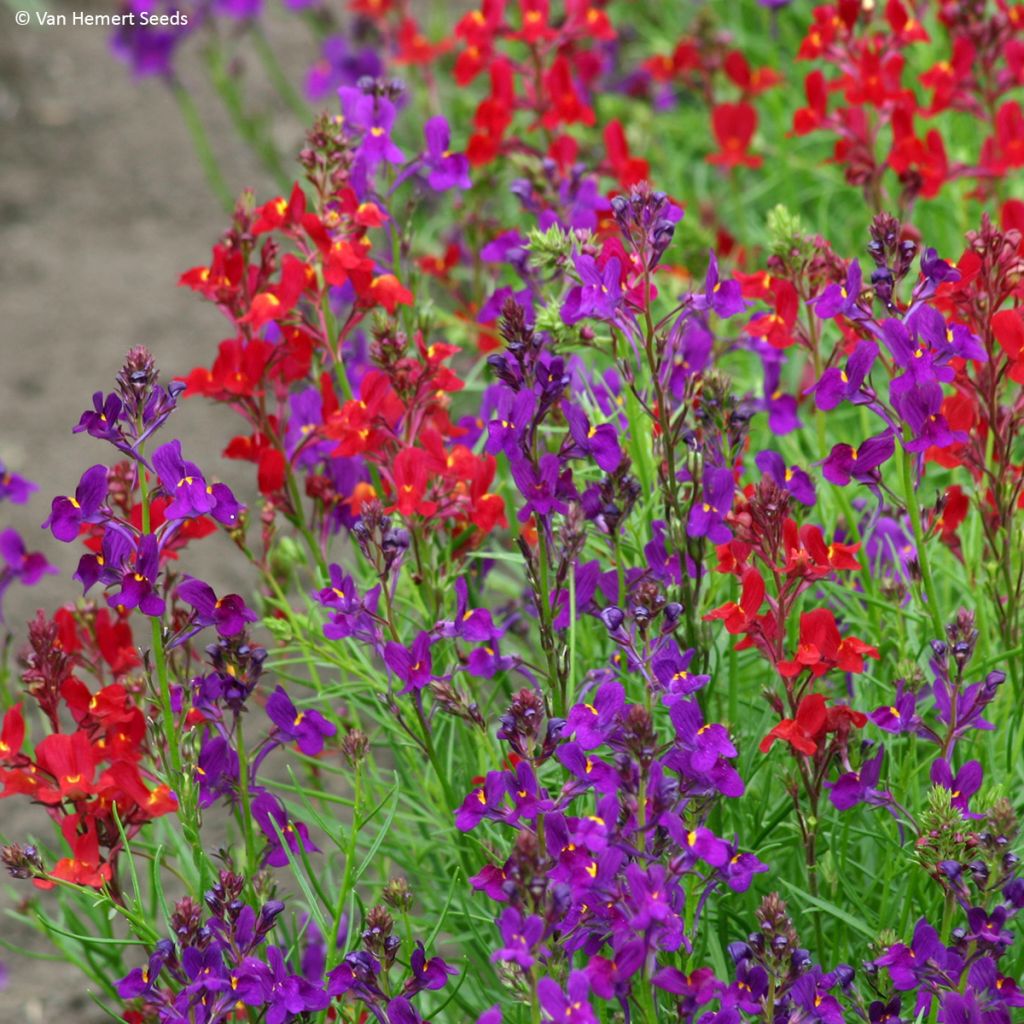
[
  {"xmin": 759, "ymin": 692, "xmax": 867, "ymax": 757},
  {"xmin": 643, "ymin": 26, "xmax": 780, "ymax": 170},
  {"xmin": 452, "ymin": 0, "xmax": 613, "ymax": 166},
  {"xmin": 0, "ymin": 611, "xmax": 175, "ymax": 889},
  {"xmin": 792, "ymin": 0, "xmax": 1024, "ymax": 211}
]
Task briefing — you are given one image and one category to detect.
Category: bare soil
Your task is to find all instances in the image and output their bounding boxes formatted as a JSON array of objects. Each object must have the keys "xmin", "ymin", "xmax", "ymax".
[{"xmin": 0, "ymin": 2, "xmax": 314, "ymax": 1018}]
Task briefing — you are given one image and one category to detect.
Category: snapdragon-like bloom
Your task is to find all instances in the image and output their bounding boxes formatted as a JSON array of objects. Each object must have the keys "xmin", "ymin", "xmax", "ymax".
[
  {"xmin": 687, "ymin": 466, "xmax": 734, "ymax": 542},
  {"xmin": 422, "ymin": 117, "xmax": 471, "ymax": 190},
  {"xmin": 152, "ymin": 440, "xmax": 242, "ymax": 524},
  {"xmin": 0, "ymin": 463, "xmax": 37, "ymax": 504},
  {"xmin": 177, "ymin": 577, "xmax": 257, "ymax": 637},
  {"xmin": 266, "ymin": 685, "xmax": 336, "ymax": 756},
  {"xmin": 383, "ymin": 631, "xmax": 435, "ymax": 694},
  {"xmin": 44, "ymin": 464, "xmax": 108, "ymax": 541},
  {"xmin": 561, "ymin": 254, "xmax": 625, "ymax": 325},
  {"xmin": 251, "ymin": 792, "xmax": 320, "ymax": 867}
]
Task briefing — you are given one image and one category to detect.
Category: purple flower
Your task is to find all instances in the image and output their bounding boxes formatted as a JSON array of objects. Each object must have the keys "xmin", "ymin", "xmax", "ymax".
[
  {"xmin": 195, "ymin": 735, "xmax": 239, "ymax": 807},
  {"xmin": 964, "ymin": 907, "xmax": 1013, "ymax": 952},
  {"xmin": 491, "ymin": 907, "xmax": 547, "ymax": 969},
  {"xmin": 455, "ymin": 770, "xmax": 507, "ymax": 831},
  {"xmin": 317, "ymin": 565, "xmax": 381, "ymax": 643},
  {"xmin": 893, "ymin": 382, "xmax": 967, "ymax": 453},
  {"xmin": 152, "ymin": 439, "xmax": 241, "ymax": 525},
  {"xmin": 822, "ymin": 430, "xmax": 895, "ymax": 487},
  {"xmin": 870, "ymin": 685, "xmax": 920, "ymax": 734},
  {"xmin": 652, "ymin": 644, "xmax": 709, "ymax": 699},
  {"xmin": 266, "ymin": 685, "xmax": 336, "ymax": 756},
  {"xmin": 790, "ymin": 972, "xmax": 845, "ymax": 1024},
  {"xmin": 112, "ymin": 533, "xmax": 165, "ymax": 616},
  {"xmin": 585, "ymin": 943, "xmax": 645, "ymax": 999},
  {"xmin": 110, "ymin": 1, "xmax": 196, "ymax": 78},
  {"xmin": 422, "ymin": 117, "xmax": 471, "ymax": 190},
  {"xmin": 0, "ymin": 463, "xmax": 37, "ymax": 505},
  {"xmin": 696, "ymin": 252, "xmax": 747, "ymax": 318},
  {"xmin": 339, "ymin": 86, "xmax": 404, "ymax": 167},
  {"xmin": 564, "ymin": 402, "xmax": 622, "ymax": 473},
  {"xmin": 812, "ymin": 340, "xmax": 878, "ymax": 411},
  {"xmin": 921, "ymin": 247, "xmax": 960, "ymax": 284},
  {"xmin": 485, "ymin": 388, "xmax": 535, "ymax": 457},
  {"xmin": 74, "ymin": 391, "xmax": 124, "ymax": 445},
  {"xmin": 827, "ymin": 746, "xmax": 892, "ymax": 810},
  {"xmin": 814, "ymin": 259, "xmax": 864, "ymax": 319},
  {"xmin": 116, "ymin": 939, "xmax": 174, "ymax": 999},
  {"xmin": 437, "ymin": 577, "xmax": 502, "ymax": 643},
  {"xmin": 930, "ymin": 758, "xmax": 983, "ymax": 816},
  {"xmin": 508, "ymin": 453, "xmax": 572, "ymax": 522},
  {"xmin": 177, "ymin": 577, "xmax": 257, "ymax": 637},
  {"xmin": 0, "ymin": 530, "xmax": 58, "ymax": 622},
  {"xmin": 874, "ymin": 918, "xmax": 950, "ymax": 990},
  {"xmin": 687, "ymin": 466, "xmax": 734, "ymax": 543},
  {"xmin": 718, "ymin": 845, "xmax": 769, "ymax": 893},
  {"xmin": 306, "ymin": 37, "xmax": 383, "ymax": 102},
  {"xmin": 665, "ymin": 699, "xmax": 744, "ymax": 797},
  {"xmin": 562, "ymin": 254, "xmax": 625, "ymax": 325},
  {"xmin": 44, "ymin": 464, "xmax": 108, "ymax": 541},
  {"xmin": 251, "ymin": 792, "xmax": 320, "ymax": 867},
  {"xmin": 538, "ymin": 970, "xmax": 598, "ymax": 1024},
  {"xmin": 404, "ymin": 942, "xmax": 458, "ymax": 994},
  {"xmin": 755, "ymin": 450, "xmax": 815, "ymax": 505},
  {"xmin": 234, "ymin": 945, "xmax": 330, "ymax": 1024},
  {"xmin": 383, "ymin": 631, "xmax": 434, "ymax": 694}
]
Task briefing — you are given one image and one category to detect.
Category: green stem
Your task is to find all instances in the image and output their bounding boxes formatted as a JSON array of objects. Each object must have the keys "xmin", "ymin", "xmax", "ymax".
[
  {"xmin": 251, "ymin": 27, "xmax": 312, "ymax": 123},
  {"xmin": 234, "ymin": 713, "xmax": 258, "ymax": 878},
  {"xmin": 900, "ymin": 443, "xmax": 945, "ymax": 640},
  {"xmin": 328, "ymin": 761, "xmax": 361, "ymax": 968},
  {"xmin": 170, "ymin": 80, "xmax": 233, "ymax": 213}
]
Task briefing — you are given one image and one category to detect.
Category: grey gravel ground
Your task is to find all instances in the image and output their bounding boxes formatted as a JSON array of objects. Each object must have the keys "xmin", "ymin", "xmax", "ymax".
[{"xmin": 0, "ymin": 3, "xmax": 315, "ymax": 1018}]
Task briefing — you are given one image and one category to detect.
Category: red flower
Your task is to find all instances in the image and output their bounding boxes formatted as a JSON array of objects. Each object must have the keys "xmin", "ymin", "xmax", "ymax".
[
  {"xmin": 389, "ymin": 447, "xmax": 438, "ymax": 517},
  {"xmin": 393, "ymin": 17, "xmax": 451, "ymax": 65},
  {"xmin": 723, "ymin": 51, "xmax": 781, "ymax": 95},
  {"xmin": 777, "ymin": 608, "xmax": 878, "ymax": 679},
  {"xmin": 34, "ymin": 731, "xmax": 98, "ymax": 804},
  {"xmin": 0, "ymin": 705, "xmax": 24, "ymax": 765},
  {"xmin": 603, "ymin": 120, "xmax": 650, "ymax": 189},
  {"xmin": 760, "ymin": 693, "xmax": 867, "ymax": 756},
  {"xmin": 704, "ymin": 566, "xmax": 765, "ymax": 635},
  {"xmin": 760, "ymin": 693, "xmax": 828, "ymax": 756},
  {"xmin": 34, "ymin": 815, "xmax": 112, "ymax": 890},
  {"xmin": 793, "ymin": 70, "xmax": 829, "ymax": 135},
  {"xmin": 744, "ymin": 278, "xmax": 799, "ymax": 348},
  {"xmin": 541, "ymin": 56, "xmax": 595, "ymax": 131},
  {"xmin": 707, "ymin": 103, "xmax": 762, "ymax": 169},
  {"xmin": 991, "ymin": 308, "xmax": 1024, "ymax": 384}
]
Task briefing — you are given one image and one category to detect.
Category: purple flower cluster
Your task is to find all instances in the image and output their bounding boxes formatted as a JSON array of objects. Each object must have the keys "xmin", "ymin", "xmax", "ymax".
[
  {"xmin": 119, "ymin": 871, "xmax": 458, "ymax": 1024},
  {"xmin": 455, "ymin": 681, "xmax": 765, "ymax": 1009},
  {"xmin": 0, "ymin": 460, "xmax": 56, "ymax": 623},
  {"xmin": 42, "ymin": 348, "xmax": 253, "ymax": 643}
]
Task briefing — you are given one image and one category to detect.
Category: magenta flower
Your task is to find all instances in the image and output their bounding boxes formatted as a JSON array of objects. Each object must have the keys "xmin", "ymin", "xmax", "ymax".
[
  {"xmin": 44, "ymin": 464, "xmax": 108, "ymax": 541},
  {"xmin": 538, "ymin": 970, "xmax": 597, "ymax": 1024},
  {"xmin": 152, "ymin": 439, "xmax": 241, "ymax": 525},
  {"xmin": 687, "ymin": 466, "xmax": 734, "ymax": 543},
  {"xmin": 266, "ymin": 685, "xmax": 336, "ymax": 756},
  {"xmin": 0, "ymin": 463, "xmax": 37, "ymax": 505},
  {"xmin": 177, "ymin": 577, "xmax": 257, "ymax": 637},
  {"xmin": 383, "ymin": 631, "xmax": 434, "ymax": 694},
  {"xmin": 561, "ymin": 254, "xmax": 624, "ymax": 325},
  {"xmin": 251, "ymin": 792, "xmax": 320, "ymax": 867},
  {"xmin": 490, "ymin": 907, "xmax": 547, "ymax": 969},
  {"xmin": 422, "ymin": 117, "xmax": 471, "ymax": 190}
]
